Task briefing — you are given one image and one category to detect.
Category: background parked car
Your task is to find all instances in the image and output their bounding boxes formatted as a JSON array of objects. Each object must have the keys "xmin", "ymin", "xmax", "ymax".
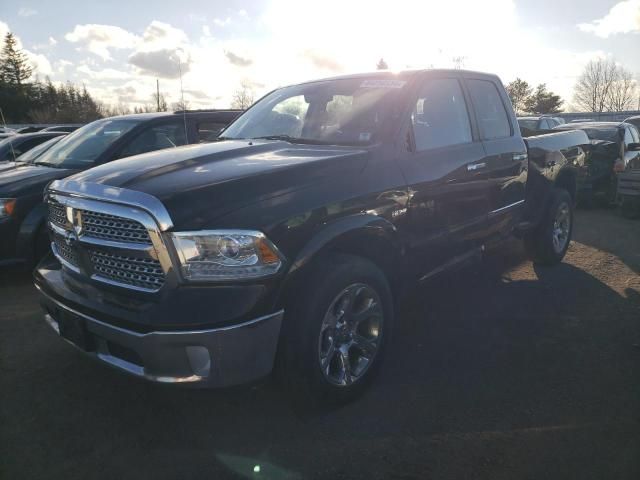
[
  {"xmin": 0, "ymin": 127, "xmax": 17, "ymax": 140},
  {"xmin": 623, "ymin": 115, "xmax": 640, "ymax": 132},
  {"xmin": 517, "ymin": 115, "xmax": 565, "ymax": 135},
  {"xmin": 0, "ymin": 109, "xmax": 241, "ymax": 267},
  {"xmin": 16, "ymin": 126, "xmax": 46, "ymax": 133},
  {"xmin": 40, "ymin": 125, "xmax": 83, "ymax": 133},
  {"xmin": 0, "ymin": 136, "xmax": 67, "ymax": 175},
  {"xmin": 0, "ymin": 132, "xmax": 67, "ymax": 162},
  {"xmin": 554, "ymin": 121, "xmax": 640, "ymax": 206}
]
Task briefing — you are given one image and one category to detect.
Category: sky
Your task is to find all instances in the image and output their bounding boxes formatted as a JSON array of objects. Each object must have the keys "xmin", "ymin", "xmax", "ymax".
[{"xmin": 0, "ymin": 0, "xmax": 639, "ymax": 111}]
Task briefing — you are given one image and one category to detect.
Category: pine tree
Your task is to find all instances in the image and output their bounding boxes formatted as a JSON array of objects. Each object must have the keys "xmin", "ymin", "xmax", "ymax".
[
  {"xmin": 0, "ymin": 32, "xmax": 33, "ymax": 86},
  {"xmin": 505, "ymin": 78, "xmax": 532, "ymax": 115},
  {"xmin": 376, "ymin": 58, "xmax": 388, "ymax": 70},
  {"xmin": 524, "ymin": 84, "xmax": 563, "ymax": 114}
]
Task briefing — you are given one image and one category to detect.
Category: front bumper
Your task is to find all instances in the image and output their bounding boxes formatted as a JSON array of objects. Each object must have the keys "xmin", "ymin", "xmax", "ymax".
[{"xmin": 37, "ymin": 284, "xmax": 283, "ymax": 387}]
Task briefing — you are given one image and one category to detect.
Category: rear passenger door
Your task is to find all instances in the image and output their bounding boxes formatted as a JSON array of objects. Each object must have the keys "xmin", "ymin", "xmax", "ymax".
[
  {"xmin": 399, "ymin": 74, "xmax": 488, "ymax": 276},
  {"xmin": 465, "ymin": 76, "xmax": 528, "ymax": 236}
]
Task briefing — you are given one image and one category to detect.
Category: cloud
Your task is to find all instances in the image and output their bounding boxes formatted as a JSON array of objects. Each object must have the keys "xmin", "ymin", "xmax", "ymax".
[
  {"xmin": 77, "ymin": 65, "xmax": 131, "ymax": 80},
  {"xmin": 55, "ymin": 59, "xmax": 72, "ymax": 74},
  {"xmin": 65, "ymin": 24, "xmax": 140, "ymax": 60},
  {"xmin": 213, "ymin": 17, "xmax": 231, "ymax": 27},
  {"xmin": 303, "ymin": 50, "xmax": 342, "ymax": 72},
  {"xmin": 129, "ymin": 48, "xmax": 190, "ymax": 78},
  {"xmin": 578, "ymin": 0, "xmax": 640, "ymax": 38},
  {"xmin": 142, "ymin": 21, "xmax": 188, "ymax": 47},
  {"xmin": 225, "ymin": 50, "xmax": 252, "ymax": 67},
  {"xmin": 32, "ymin": 36, "xmax": 58, "ymax": 51},
  {"xmin": 128, "ymin": 21, "xmax": 192, "ymax": 78},
  {"xmin": 183, "ymin": 89, "xmax": 210, "ymax": 99},
  {"xmin": 18, "ymin": 7, "xmax": 37, "ymax": 17}
]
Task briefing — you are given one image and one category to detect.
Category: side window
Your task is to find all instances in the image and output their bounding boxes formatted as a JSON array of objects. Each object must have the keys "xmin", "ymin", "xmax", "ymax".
[
  {"xmin": 623, "ymin": 127, "xmax": 635, "ymax": 146},
  {"xmin": 197, "ymin": 122, "xmax": 228, "ymax": 143},
  {"xmin": 13, "ymin": 137, "xmax": 49, "ymax": 157},
  {"xmin": 540, "ymin": 119, "xmax": 550, "ymax": 129},
  {"xmin": 467, "ymin": 79, "xmax": 511, "ymax": 140},
  {"xmin": 411, "ymin": 78, "xmax": 472, "ymax": 151},
  {"xmin": 630, "ymin": 125, "xmax": 640, "ymax": 144},
  {"xmin": 118, "ymin": 122, "xmax": 187, "ymax": 158}
]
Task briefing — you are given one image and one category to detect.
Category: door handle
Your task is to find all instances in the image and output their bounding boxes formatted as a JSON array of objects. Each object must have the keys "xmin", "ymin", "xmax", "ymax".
[{"xmin": 467, "ymin": 162, "xmax": 486, "ymax": 171}]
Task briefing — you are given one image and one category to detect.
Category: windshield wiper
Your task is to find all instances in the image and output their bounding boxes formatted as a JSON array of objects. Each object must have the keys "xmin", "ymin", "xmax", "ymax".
[
  {"xmin": 251, "ymin": 135, "xmax": 334, "ymax": 145},
  {"xmin": 34, "ymin": 161, "xmax": 58, "ymax": 168}
]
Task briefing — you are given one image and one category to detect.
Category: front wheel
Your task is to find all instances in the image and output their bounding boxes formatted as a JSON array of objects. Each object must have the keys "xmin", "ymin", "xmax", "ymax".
[
  {"xmin": 278, "ymin": 254, "xmax": 393, "ymax": 406},
  {"xmin": 524, "ymin": 188, "xmax": 573, "ymax": 265}
]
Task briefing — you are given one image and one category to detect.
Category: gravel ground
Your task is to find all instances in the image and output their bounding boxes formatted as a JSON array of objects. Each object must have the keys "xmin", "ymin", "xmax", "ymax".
[{"xmin": 1, "ymin": 209, "xmax": 639, "ymax": 480}]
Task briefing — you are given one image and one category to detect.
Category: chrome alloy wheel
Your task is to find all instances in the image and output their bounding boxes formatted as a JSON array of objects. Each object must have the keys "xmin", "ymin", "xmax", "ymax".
[
  {"xmin": 317, "ymin": 283, "xmax": 384, "ymax": 386},
  {"xmin": 552, "ymin": 201, "xmax": 571, "ymax": 254}
]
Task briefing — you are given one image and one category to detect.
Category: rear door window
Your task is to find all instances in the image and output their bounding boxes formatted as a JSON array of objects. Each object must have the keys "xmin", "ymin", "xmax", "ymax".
[
  {"xmin": 467, "ymin": 79, "xmax": 511, "ymax": 140},
  {"xmin": 624, "ymin": 126, "xmax": 635, "ymax": 146},
  {"xmin": 118, "ymin": 121, "xmax": 187, "ymax": 158},
  {"xmin": 411, "ymin": 78, "xmax": 472, "ymax": 151},
  {"xmin": 197, "ymin": 121, "xmax": 229, "ymax": 143}
]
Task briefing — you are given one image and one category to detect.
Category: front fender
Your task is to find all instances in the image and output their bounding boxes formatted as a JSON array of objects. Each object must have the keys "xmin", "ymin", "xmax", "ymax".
[
  {"xmin": 15, "ymin": 202, "xmax": 47, "ymax": 262},
  {"xmin": 276, "ymin": 213, "xmax": 401, "ymax": 307}
]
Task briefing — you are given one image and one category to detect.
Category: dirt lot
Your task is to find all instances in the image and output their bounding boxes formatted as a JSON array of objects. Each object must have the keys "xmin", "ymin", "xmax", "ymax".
[{"xmin": 1, "ymin": 209, "xmax": 639, "ymax": 480}]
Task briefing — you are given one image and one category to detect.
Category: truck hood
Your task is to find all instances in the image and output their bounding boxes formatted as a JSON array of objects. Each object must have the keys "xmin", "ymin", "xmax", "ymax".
[
  {"xmin": 0, "ymin": 163, "xmax": 75, "ymax": 197},
  {"xmin": 70, "ymin": 140, "xmax": 369, "ymax": 228}
]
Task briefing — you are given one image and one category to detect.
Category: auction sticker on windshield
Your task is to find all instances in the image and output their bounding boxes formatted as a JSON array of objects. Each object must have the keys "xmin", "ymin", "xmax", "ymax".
[{"xmin": 360, "ymin": 79, "xmax": 407, "ymax": 88}]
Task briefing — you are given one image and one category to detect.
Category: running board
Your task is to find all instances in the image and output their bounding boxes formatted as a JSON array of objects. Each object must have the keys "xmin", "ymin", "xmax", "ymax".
[{"xmin": 419, "ymin": 246, "xmax": 484, "ymax": 282}]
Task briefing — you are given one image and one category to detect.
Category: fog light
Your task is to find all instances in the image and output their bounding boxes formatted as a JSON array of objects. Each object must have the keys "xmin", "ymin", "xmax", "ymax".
[{"xmin": 186, "ymin": 346, "xmax": 211, "ymax": 377}]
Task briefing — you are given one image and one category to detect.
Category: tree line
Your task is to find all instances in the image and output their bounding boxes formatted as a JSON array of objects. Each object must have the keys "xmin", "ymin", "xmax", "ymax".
[
  {"xmin": 0, "ymin": 31, "xmax": 173, "ymax": 124},
  {"xmin": 505, "ymin": 58, "xmax": 638, "ymax": 116},
  {"xmin": 0, "ymin": 32, "xmax": 104, "ymax": 123}
]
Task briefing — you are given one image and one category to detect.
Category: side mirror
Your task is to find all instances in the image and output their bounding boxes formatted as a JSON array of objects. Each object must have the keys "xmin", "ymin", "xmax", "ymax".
[{"xmin": 628, "ymin": 142, "xmax": 640, "ymax": 151}]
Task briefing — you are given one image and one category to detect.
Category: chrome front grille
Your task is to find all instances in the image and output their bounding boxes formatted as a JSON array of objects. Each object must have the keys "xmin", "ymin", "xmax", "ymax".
[
  {"xmin": 47, "ymin": 193, "xmax": 168, "ymax": 292},
  {"xmin": 80, "ymin": 210, "xmax": 152, "ymax": 244},
  {"xmin": 52, "ymin": 234, "xmax": 79, "ymax": 267},
  {"xmin": 48, "ymin": 198, "xmax": 68, "ymax": 229},
  {"xmin": 88, "ymin": 250, "xmax": 165, "ymax": 291}
]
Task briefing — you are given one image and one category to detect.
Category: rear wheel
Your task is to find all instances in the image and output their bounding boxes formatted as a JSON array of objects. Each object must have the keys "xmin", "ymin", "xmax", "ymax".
[
  {"xmin": 525, "ymin": 188, "xmax": 573, "ymax": 265},
  {"xmin": 278, "ymin": 254, "xmax": 393, "ymax": 406}
]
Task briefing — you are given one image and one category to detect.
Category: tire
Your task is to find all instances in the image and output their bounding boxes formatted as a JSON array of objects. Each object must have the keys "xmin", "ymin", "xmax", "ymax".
[
  {"xmin": 524, "ymin": 188, "xmax": 573, "ymax": 265},
  {"xmin": 278, "ymin": 254, "xmax": 394, "ymax": 407}
]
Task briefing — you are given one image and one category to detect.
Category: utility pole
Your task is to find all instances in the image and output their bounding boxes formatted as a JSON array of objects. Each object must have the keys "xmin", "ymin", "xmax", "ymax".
[{"xmin": 156, "ymin": 79, "xmax": 160, "ymax": 112}]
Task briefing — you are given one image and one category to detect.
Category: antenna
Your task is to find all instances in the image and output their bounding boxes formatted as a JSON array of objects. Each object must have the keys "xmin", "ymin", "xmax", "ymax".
[{"xmin": 178, "ymin": 62, "xmax": 188, "ymax": 141}]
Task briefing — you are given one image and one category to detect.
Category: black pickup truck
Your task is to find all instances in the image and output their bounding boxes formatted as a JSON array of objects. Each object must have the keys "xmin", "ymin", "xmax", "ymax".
[{"xmin": 36, "ymin": 70, "xmax": 588, "ymax": 404}]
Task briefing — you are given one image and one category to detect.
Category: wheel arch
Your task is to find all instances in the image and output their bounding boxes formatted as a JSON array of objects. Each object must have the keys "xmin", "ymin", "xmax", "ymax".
[
  {"xmin": 15, "ymin": 202, "xmax": 48, "ymax": 263},
  {"xmin": 276, "ymin": 213, "xmax": 403, "ymax": 310},
  {"xmin": 554, "ymin": 166, "xmax": 577, "ymax": 203}
]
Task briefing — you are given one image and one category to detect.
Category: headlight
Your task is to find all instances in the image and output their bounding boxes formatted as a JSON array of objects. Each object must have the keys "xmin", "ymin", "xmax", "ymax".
[
  {"xmin": 0, "ymin": 198, "xmax": 16, "ymax": 219},
  {"xmin": 171, "ymin": 230, "xmax": 283, "ymax": 281}
]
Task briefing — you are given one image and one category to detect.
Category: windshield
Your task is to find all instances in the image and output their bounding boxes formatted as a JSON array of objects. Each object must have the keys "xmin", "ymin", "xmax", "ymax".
[
  {"xmin": 0, "ymin": 137, "xmax": 16, "ymax": 161},
  {"xmin": 16, "ymin": 136, "xmax": 63, "ymax": 163},
  {"xmin": 222, "ymin": 78, "xmax": 406, "ymax": 146},
  {"xmin": 35, "ymin": 118, "xmax": 141, "ymax": 168},
  {"xmin": 578, "ymin": 128, "xmax": 620, "ymax": 143}
]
